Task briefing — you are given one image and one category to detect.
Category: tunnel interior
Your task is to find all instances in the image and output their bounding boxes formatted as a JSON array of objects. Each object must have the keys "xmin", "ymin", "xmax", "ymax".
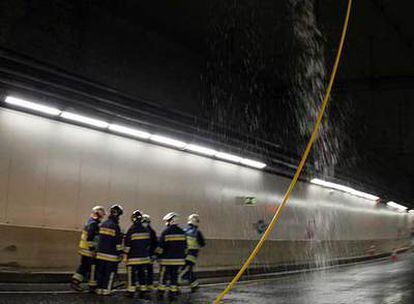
[
  {"xmin": 0, "ymin": 0, "xmax": 413, "ymax": 205},
  {"xmin": 0, "ymin": 1, "xmax": 413, "ymax": 303}
]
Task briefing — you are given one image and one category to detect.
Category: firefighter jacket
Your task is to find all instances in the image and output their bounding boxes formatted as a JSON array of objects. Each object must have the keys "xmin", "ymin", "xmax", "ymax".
[
  {"xmin": 124, "ymin": 223, "xmax": 151, "ymax": 265},
  {"xmin": 78, "ymin": 217, "xmax": 101, "ymax": 257},
  {"xmin": 148, "ymin": 225, "xmax": 158, "ymax": 258},
  {"xmin": 184, "ymin": 224, "xmax": 206, "ymax": 263},
  {"xmin": 96, "ymin": 216, "xmax": 123, "ymax": 263},
  {"xmin": 156, "ymin": 224, "xmax": 187, "ymax": 266}
]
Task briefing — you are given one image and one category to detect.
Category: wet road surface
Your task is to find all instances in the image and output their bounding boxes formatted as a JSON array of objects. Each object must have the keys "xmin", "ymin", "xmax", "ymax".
[{"xmin": 1, "ymin": 252, "xmax": 414, "ymax": 304}]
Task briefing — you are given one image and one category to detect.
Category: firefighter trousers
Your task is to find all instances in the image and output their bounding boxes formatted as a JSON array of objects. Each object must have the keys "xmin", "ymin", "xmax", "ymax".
[
  {"xmin": 178, "ymin": 260, "xmax": 198, "ymax": 287},
  {"xmin": 127, "ymin": 264, "xmax": 149, "ymax": 292},
  {"xmin": 146, "ymin": 262, "xmax": 154, "ymax": 287},
  {"xmin": 159, "ymin": 265, "xmax": 180, "ymax": 292},
  {"xmin": 73, "ymin": 255, "xmax": 97, "ymax": 287},
  {"xmin": 96, "ymin": 260, "xmax": 117, "ymax": 294}
]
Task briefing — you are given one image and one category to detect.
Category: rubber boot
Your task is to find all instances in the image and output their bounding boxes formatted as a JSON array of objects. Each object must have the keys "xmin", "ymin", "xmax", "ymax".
[
  {"xmin": 70, "ymin": 279, "xmax": 83, "ymax": 292},
  {"xmin": 190, "ymin": 281, "xmax": 200, "ymax": 293}
]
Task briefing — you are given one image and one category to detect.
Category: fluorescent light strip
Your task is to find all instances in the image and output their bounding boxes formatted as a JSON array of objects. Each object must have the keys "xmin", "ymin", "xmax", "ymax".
[
  {"xmin": 185, "ymin": 144, "xmax": 267, "ymax": 169},
  {"xmin": 346, "ymin": 188, "xmax": 379, "ymax": 201},
  {"xmin": 150, "ymin": 135, "xmax": 187, "ymax": 149},
  {"xmin": 60, "ymin": 112, "xmax": 109, "ymax": 128},
  {"xmin": 311, "ymin": 178, "xmax": 379, "ymax": 201},
  {"xmin": 240, "ymin": 158, "xmax": 267, "ymax": 169},
  {"xmin": 386, "ymin": 201, "xmax": 407, "ymax": 211},
  {"xmin": 215, "ymin": 152, "xmax": 242, "ymax": 163},
  {"xmin": 185, "ymin": 144, "xmax": 217, "ymax": 156},
  {"xmin": 3, "ymin": 95, "xmax": 268, "ymax": 170},
  {"xmin": 109, "ymin": 124, "xmax": 151, "ymax": 139},
  {"xmin": 5, "ymin": 96, "xmax": 61, "ymax": 116}
]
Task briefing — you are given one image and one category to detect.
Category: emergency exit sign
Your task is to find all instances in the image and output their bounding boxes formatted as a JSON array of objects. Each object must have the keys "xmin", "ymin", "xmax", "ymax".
[{"xmin": 244, "ymin": 196, "xmax": 257, "ymax": 206}]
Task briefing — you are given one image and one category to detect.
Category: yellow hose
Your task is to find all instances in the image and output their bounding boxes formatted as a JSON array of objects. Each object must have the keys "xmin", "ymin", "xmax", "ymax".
[{"xmin": 213, "ymin": 1, "xmax": 353, "ymax": 302}]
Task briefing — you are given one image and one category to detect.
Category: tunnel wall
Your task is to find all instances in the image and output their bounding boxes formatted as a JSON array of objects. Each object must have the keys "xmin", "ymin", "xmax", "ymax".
[{"xmin": 0, "ymin": 108, "xmax": 411, "ymax": 270}]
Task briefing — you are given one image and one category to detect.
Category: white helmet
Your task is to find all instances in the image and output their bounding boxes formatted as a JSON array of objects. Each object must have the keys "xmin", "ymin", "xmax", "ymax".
[
  {"xmin": 91, "ymin": 205, "xmax": 106, "ymax": 220},
  {"xmin": 163, "ymin": 212, "xmax": 179, "ymax": 225},
  {"xmin": 142, "ymin": 214, "xmax": 151, "ymax": 224},
  {"xmin": 188, "ymin": 214, "xmax": 200, "ymax": 226}
]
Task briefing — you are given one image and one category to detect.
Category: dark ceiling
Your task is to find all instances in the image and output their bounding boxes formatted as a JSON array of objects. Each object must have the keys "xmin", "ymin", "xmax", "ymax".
[{"xmin": 0, "ymin": 0, "xmax": 413, "ymax": 206}]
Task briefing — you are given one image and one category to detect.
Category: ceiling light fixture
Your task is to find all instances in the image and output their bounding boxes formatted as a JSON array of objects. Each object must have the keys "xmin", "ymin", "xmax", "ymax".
[
  {"xmin": 150, "ymin": 134, "xmax": 187, "ymax": 149},
  {"xmin": 60, "ymin": 112, "xmax": 109, "ymax": 128},
  {"xmin": 5, "ymin": 96, "xmax": 61, "ymax": 116},
  {"xmin": 109, "ymin": 124, "xmax": 151, "ymax": 139},
  {"xmin": 386, "ymin": 201, "xmax": 408, "ymax": 212},
  {"xmin": 185, "ymin": 144, "xmax": 217, "ymax": 156},
  {"xmin": 3, "ymin": 95, "xmax": 268, "ymax": 170},
  {"xmin": 311, "ymin": 178, "xmax": 379, "ymax": 201}
]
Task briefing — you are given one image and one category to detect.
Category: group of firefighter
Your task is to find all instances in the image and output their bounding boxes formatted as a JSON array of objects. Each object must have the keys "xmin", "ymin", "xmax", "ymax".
[{"xmin": 70, "ymin": 204, "xmax": 205, "ymax": 298}]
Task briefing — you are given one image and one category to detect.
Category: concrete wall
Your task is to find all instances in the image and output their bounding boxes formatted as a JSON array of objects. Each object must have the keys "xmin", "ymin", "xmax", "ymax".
[
  {"xmin": 0, "ymin": 108, "xmax": 411, "ymax": 270},
  {"xmin": 0, "ymin": 224, "xmax": 409, "ymax": 271}
]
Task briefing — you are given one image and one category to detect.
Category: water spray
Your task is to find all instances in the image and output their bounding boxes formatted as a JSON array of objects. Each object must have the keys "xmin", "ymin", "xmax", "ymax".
[{"xmin": 213, "ymin": 0, "xmax": 353, "ymax": 302}]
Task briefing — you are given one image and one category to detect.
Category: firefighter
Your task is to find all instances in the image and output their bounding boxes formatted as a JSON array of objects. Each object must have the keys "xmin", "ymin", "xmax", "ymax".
[
  {"xmin": 124, "ymin": 210, "xmax": 152, "ymax": 298},
  {"xmin": 95, "ymin": 204, "xmax": 124, "ymax": 296},
  {"xmin": 71, "ymin": 205, "xmax": 106, "ymax": 292},
  {"xmin": 179, "ymin": 214, "xmax": 206, "ymax": 291},
  {"xmin": 156, "ymin": 212, "xmax": 187, "ymax": 298},
  {"xmin": 141, "ymin": 214, "xmax": 158, "ymax": 290}
]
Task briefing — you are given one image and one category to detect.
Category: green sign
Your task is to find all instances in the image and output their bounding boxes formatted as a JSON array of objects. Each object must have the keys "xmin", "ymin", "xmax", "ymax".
[{"xmin": 244, "ymin": 197, "xmax": 257, "ymax": 206}]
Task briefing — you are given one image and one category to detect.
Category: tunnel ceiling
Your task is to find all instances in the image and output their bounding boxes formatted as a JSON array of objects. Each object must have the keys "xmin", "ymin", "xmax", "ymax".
[{"xmin": 0, "ymin": 0, "xmax": 413, "ymax": 206}]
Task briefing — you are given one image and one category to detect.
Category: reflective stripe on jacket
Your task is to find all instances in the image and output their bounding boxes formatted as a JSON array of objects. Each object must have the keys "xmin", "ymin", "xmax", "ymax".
[
  {"xmin": 184, "ymin": 224, "xmax": 206, "ymax": 250},
  {"xmin": 78, "ymin": 217, "xmax": 100, "ymax": 257},
  {"xmin": 157, "ymin": 224, "xmax": 186, "ymax": 266},
  {"xmin": 96, "ymin": 217, "xmax": 123, "ymax": 262},
  {"xmin": 124, "ymin": 223, "xmax": 151, "ymax": 265}
]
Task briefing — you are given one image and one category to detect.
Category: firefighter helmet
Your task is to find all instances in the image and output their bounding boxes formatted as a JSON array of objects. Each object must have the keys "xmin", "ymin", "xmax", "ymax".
[
  {"xmin": 188, "ymin": 213, "xmax": 200, "ymax": 226},
  {"xmin": 131, "ymin": 209, "xmax": 143, "ymax": 223},
  {"xmin": 109, "ymin": 204, "xmax": 123, "ymax": 217},
  {"xmin": 162, "ymin": 212, "xmax": 179, "ymax": 225},
  {"xmin": 142, "ymin": 214, "xmax": 151, "ymax": 224},
  {"xmin": 91, "ymin": 205, "xmax": 106, "ymax": 220}
]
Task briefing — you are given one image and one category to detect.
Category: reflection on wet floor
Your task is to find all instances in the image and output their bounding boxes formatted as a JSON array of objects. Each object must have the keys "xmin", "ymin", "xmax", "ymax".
[{"xmin": 1, "ymin": 252, "xmax": 414, "ymax": 304}]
